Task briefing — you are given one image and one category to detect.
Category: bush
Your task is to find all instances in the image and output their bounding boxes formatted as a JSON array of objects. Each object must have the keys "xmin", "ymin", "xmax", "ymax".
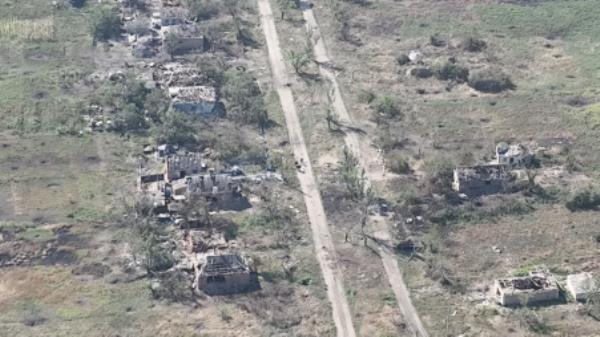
[
  {"xmin": 70, "ymin": 0, "xmax": 86, "ymax": 8},
  {"xmin": 222, "ymin": 69, "xmax": 267, "ymax": 125},
  {"xmin": 90, "ymin": 7, "xmax": 122, "ymax": 42},
  {"xmin": 461, "ymin": 37, "xmax": 486, "ymax": 52},
  {"xmin": 468, "ymin": 69, "xmax": 515, "ymax": 93},
  {"xmin": 430, "ymin": 33, "xmax": 445, "ymax": 47},
  {"xmin": 372, "ymin": 95, "xmax": 402, "ymax": 119},
  {"xmin": 435, "ymin": 62, "xmax": 469, "ymax": 83},
  {"xmin": 410, "ymin": 67, "xmax": 433, "ymax": 79},
  {"xmin": 357, "ymin": 90, "xmax": 376, "ymax": 104},
  {"xmin": 396, "ymin": 54, "xmax": 410, "ymax": 66},
  {"xmin": 186, "ymin": 0, "xmax": 220, "ymax": 20},
  {"xmin": 424, "ymin": 155, "xmax": 454, "ymax": 194},
  {"xmin": 388, "ymin": 151, "xmax": 410, "ymax": 174},
  {"xmin": 566, "ymin": 188, "xmax": 600, "ymax": 211}
]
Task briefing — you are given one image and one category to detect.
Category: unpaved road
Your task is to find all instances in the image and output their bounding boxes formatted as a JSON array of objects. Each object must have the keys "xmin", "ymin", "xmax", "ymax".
[
  {"xmin": 257, "ymin": 1, "xmax": 357, "ymax": 337},
  {"xmin": 301, "ymin": 3, "xmax": 430, "ymax": 337}
]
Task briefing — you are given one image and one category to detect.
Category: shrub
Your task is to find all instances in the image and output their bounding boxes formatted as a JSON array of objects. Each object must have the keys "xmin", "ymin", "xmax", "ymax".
[
  {"xmin": 186, "ymin": 0, "xmax": 220, "ymax": 20},
  {"xmin": 424, "ymin": 155, "xmax": 454, "ymax": 194},
  {"xmin": 70, "ymin": 0, "xmax": 86, "ymax": 8},
  {"xmin": 430, "ymin": 33, "xmax": 445, "ymax": 47},
  {"xmin": 388, "ymin": 151, "xmax": 410, "ymax": 174},
  {"xmin": 90, "ymin": 7, "xmax": 122, "ymax": 42},
  {"xmin": 222, "ymin": 69, "xmax": 267, "ymax": 125},
  {"xmin": 357, "ymin": 90, "xmax": 376, "ymax": 104},
  {"xmin": 566, "ymin": 188, "xmax": 600, "ymax": 211},
  {"xmin": 468, "ymin": 69, "xmax": 515, "ymax": 93},
  {"xmin": 410, "ymin": 67, "xmax": 433, "ymax": 79},
  {"xmin": 461, "ymin": 37, "xmax": 487, "ymax": 52},
  {"xmin": 372, "ymin": 95, "xmax": 402, "ymax": 119},
  {"xmin": 396, "ymin": 54, "xmax": 410, "ymax": 66},
  {"xmin": 435, "ymin": 62, "xmax": 469, "ymax": 83}
]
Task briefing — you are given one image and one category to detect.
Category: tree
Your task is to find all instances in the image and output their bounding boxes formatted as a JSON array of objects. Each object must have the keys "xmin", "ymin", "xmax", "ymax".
[
  {"xmin": 151, "ymin": 113, "xmax": 198, "ymax": 148},
  {"xmin": 276, "ymin": 0, "xmax": 299, "ymax": 20},
  {"xmin": 221, "ymin": 69, "xmax": 268, "ymax": 129},
  {"xmin": 340, "ymin": 147, "xmax": 368, "ymax": 200},
  {"xmin": 325, "ymin": 105, "xmax": 340, "ymax": 131},
  {"xmin": 90, "ymin": 7, "xmax": 122, "ymax": 43},
  {"xmin": 70, "ymin": 0, "xmax": 86, "ymax": 8},
  {"xmin": 286, "ymin": 49, "xmax": 310, "ymax": 74},
  {"xmin": 186, "ymin": 0, "xmax": 219, "ymax": 20},
  {"xmin": 163, "ymin": 32, "xmax": 179, "ymax": 60}
]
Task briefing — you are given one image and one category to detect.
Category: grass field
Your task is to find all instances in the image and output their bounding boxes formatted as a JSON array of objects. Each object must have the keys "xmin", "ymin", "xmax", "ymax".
[{"xmin": 302, "ymin": 0, "xmax": 600, "ymax": 335}]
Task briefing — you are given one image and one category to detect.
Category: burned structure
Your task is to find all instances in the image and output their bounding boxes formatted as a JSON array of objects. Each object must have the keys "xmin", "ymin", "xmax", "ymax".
[
  {"xmin": 165, "ymin": 153, "xmax": 205, "ymax": 181},
  {"xmin": 170, "ymin": 173, "xmax": 249, "ymax": 211},
  {"xmin": 493, "ymin": 272, "xmax": 559, "ymax": 306},
  {"xmin": 495, "ymin": 143, "xmax": 532, "ymax": 168},
  {"xmin": 197, "ymin": 254, "xmax": 259, "ymax": 295},
  {"xmin": 169, "ymin": 85, "xmax": 217, "ymax": 116},
  {"xmin": 452, "ymin": 164, "xmax": 513, "ymax": 196}
]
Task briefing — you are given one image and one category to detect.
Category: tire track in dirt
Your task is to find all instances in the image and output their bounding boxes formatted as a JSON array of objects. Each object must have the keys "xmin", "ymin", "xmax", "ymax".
[
  {"xmin": 257, "ymin": 1, "xmax": 357, "ymax": 336},
  {"xmin": 301, "ymin": 2, "xmax": 429, "ymax": 336}
]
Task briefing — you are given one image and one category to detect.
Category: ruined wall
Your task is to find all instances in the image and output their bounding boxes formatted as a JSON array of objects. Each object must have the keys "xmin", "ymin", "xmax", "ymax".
[{"xmin": 198, "ymin": 271, "xmax": 259, "ymax": 295}]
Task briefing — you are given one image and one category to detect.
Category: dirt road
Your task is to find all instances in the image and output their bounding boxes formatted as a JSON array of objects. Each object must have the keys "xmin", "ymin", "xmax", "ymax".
[
  {"xmin": 301, "ymin": 3, "xmax": 430, "ymax": 337},
  {"xmin": 257, "ymin": 1, "xmax": 357, "ymax": 337}
]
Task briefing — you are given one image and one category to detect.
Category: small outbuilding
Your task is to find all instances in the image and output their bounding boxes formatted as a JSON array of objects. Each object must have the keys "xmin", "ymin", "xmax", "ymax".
[
  {"xmin": 493, "ymin": 272, "xmax": 559, "ymax": 306},
  {"xmin": 453, "ymin": 164, "xmax": 513, "ymax": 196},
  {"xmin": 495, "ymin": 142, "xmax": 532, "ymax": 168},
  {"xmin": 169, "ymin": 86, "xmax": 217, "ymax": 117},
  {"xmin": 566, "ymin": 272, "xmax": 596, "ymax": 302},
  {"xmin": 198, "ymin": 254, "xmax": 259, "ymax": 295}
]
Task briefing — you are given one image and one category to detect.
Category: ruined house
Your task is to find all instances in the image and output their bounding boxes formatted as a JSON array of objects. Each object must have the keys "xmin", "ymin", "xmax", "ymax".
[
  {"xmin": 495, "ymin": 143, "xmax": 532, "ymax": 168},
  {"xmin": 159, "ymin": 10, "xmax": 187, "ymax": 29},
  {"xmin": 159, "ymin": 65, "xmax": 208, "ymax": 87},
  {"xmin": 162, "ymin": 24, "xmax": 207, "ymax": 55},
  {"xmin": 165, "ymin": 153, "xmax": 206, "ymax": 182},
  {"xmin": 493, "ymin": 272, "xmax": 559, "ymax": 306},
  {"xmin": 197, "ymin": 254, "xmax": 259, "ymax": 295},
  {"xmin": 169, "ymin": 85, "xmax": 217, "ymax": 116},
  {"xmin": 566, "ymin": 272, "xmax": 596, "ymax": 302},
  {"xmin": 453, "ymin": 164, "xmax": 513, "ymax": 196},
  {"xmin": 170, "ymin": 173, "xmax": 249, "ymax": 210},
  {"xmin": 157, "ymin": 144, "xmax": 175, "ymax": 157}
]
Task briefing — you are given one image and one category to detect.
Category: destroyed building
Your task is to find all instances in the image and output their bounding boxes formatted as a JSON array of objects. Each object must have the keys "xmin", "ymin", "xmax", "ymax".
[
  {"xmin": 493, "ymin": 272, "xmax": 560, "ymax": 306},
  {"xmin": 566, "ymin": 272, "xmax": 597, "ymax": 302},
  {"xmin": 495, "ymin": 142, "xmax": 532, "ymax": 168},
  {"xmin": 453, "ymin": 164, "xmax": 513, "ymax": 196},
  {"xmin": 163, "ymin": 25, "xmax": 207, "ymax": 55},
  {"xmin": 169, "ymin": 85, "xmax": 217, "ymax": 116},
  {"xmin": 165, "ymin": 153, "xmax": 206, "ymax": 181},
  {"xmin": 170, "ymin": 173, "xmax": 249, "ymax": 211},
  {"xmin": 197, "ymin": 254, "xmax": 259, "ymax": 295},
  {"xmin": 158, "ymin": 65, "xmax": 209, "ymax": 87}
]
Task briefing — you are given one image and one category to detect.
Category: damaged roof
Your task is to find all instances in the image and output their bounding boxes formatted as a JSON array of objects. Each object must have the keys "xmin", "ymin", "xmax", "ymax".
[
  {"xmin": 169, "ymin": 86, "xmax": 217, "ymax": 103},
  {"xmin": 454, "ymin": 164, "xmax": 512, "ymax": 182}
]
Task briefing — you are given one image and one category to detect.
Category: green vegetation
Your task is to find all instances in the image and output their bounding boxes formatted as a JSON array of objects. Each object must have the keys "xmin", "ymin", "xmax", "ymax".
[
  {"xmin": 387, "ymin": 151, "xmax": 410, "ymax": 174},
  {"xmin": 460, "ymin": 36, "xmax": 486, "ymax": 52},
  {"xmin": 424, "ymin": 155, "xmax": 454, "ymax": 195},
  {"xmin": 90, "ymin": 6, "xmax": 121, "ymax": 43},
  {"xmin": 286, "ymin": 49, "xmax": 311, "ymax": 74},
  {"xmin": 222, "ymin": 69, "xmax": 269, "ymax": 132},
  {"xmin": 396, "ymin": 54, "xmax": 410, "ymax": 66},
  {"xmin": 467, "ymin": 68, "xmax": 514, "ymax": 93},
  {"xmin": 565, "ymin": 188, "xmax": 600, "ymax": 211},
  {"xmin": 340, "ymin": 147, "xmax": 368, "ymax": 200},
  {"xmin": 435, "ymin": 62, "xmax": 469, "ymax": 83},
  {"xmin": 372, "ymin": 95, "xmax": 402, "ymax": 121}
]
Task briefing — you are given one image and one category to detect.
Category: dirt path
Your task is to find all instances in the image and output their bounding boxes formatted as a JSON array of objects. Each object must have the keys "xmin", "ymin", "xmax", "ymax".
[
  {"xmin": 257, "ymin": 1, "xmax": 357, "ymax": 337},
  {"xmin": 301, "ymin": 3, "xmax": 429, "ymax": 337}
]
